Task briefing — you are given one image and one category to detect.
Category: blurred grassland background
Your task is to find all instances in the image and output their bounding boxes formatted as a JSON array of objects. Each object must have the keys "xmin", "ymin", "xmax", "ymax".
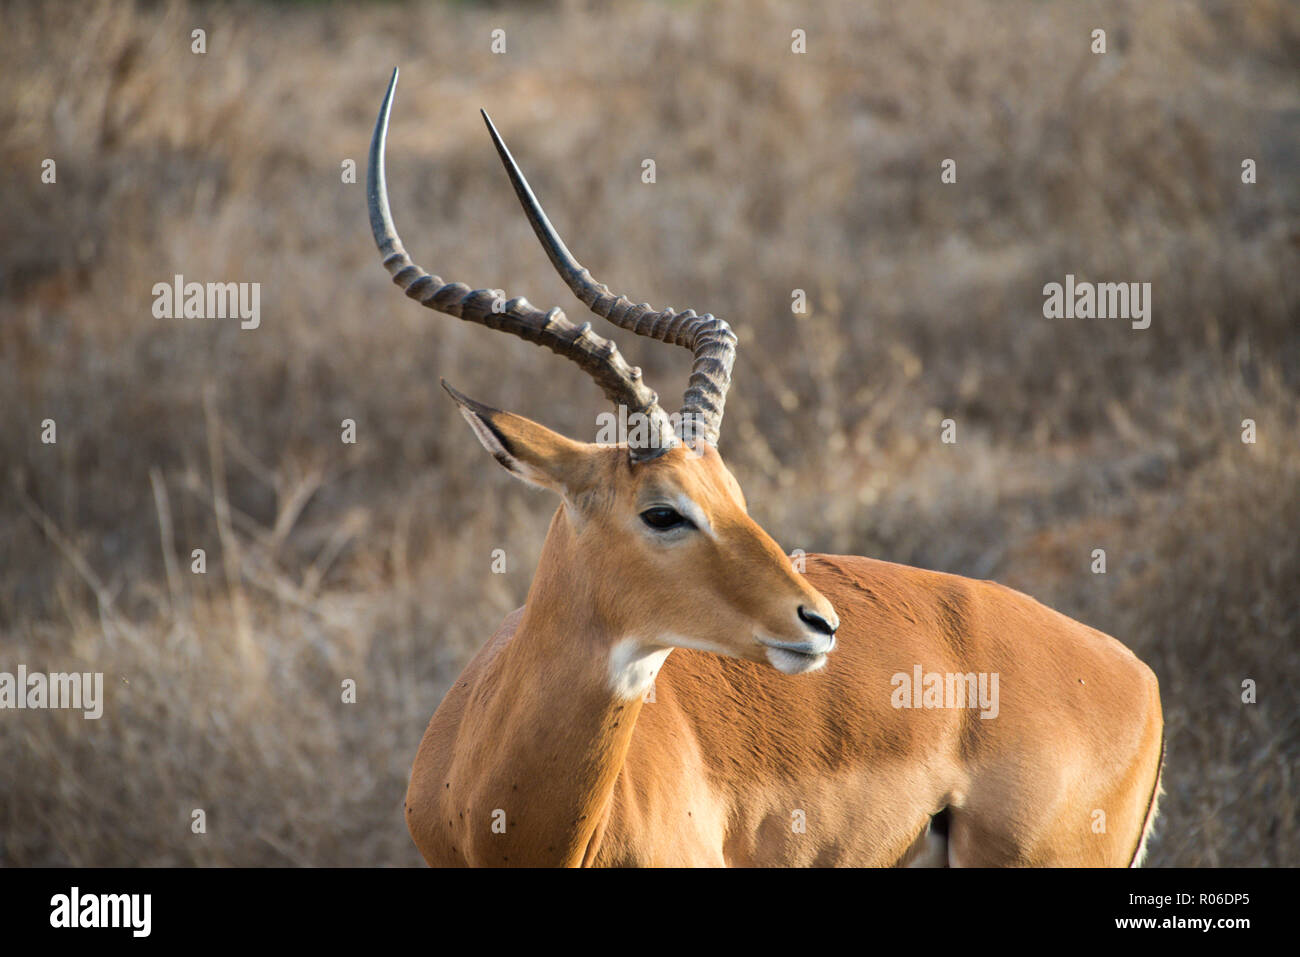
[{"xmin": 1, "ymin": 0, "xmax": 1297, "ymax": 865}]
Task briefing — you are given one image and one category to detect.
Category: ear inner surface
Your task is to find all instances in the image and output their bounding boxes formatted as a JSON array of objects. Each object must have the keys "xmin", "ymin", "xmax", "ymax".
[
  {"xmin": 443, "ymin": 379, "xmax": 598, "ymax": 496},
  {"xmin": 455, "ymin": 404, "xmax": 523, "ymax": 477}
]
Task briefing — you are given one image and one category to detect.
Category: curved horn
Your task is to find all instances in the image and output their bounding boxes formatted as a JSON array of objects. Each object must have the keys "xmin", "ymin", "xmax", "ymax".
[
  {"xmin": 480, "ymin": 111, "xmax": 737, "ymax": 448},
  {"xmin": 368, "ymin": 68, "xmax": 677, "ymax": 462}
]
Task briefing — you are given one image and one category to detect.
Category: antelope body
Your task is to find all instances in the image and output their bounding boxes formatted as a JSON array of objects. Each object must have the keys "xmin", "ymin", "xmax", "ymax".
[{"xmin": 368, "ymin": 70, "xmax": 1164, "ymax": 868}]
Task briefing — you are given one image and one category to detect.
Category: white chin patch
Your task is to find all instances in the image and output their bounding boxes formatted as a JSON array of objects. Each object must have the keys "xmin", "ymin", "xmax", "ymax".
[{"xmin": 765, "ymin": 647, "xmax": 828, "ymax": 676}]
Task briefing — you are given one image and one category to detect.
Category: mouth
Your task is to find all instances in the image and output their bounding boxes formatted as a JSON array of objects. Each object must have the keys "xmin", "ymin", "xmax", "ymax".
[
  {"xmin": 764, "ymin": 646, "xmax": 829, "ymax": 675},
  {"xmin": 758, "ymin": 637, "xmax": 835, "ymax": 676}
]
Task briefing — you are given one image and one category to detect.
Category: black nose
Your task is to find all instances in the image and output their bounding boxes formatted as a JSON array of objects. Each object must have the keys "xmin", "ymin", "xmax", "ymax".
[{"xmin": 798, "ymin": 605, "xmax": 837, "ymax": 636}]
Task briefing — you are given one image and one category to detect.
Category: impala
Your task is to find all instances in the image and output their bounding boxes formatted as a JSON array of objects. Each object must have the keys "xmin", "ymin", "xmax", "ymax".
[{"xmin": 368, "ymin": 69, "xmax": 1165, "ymax": 867}]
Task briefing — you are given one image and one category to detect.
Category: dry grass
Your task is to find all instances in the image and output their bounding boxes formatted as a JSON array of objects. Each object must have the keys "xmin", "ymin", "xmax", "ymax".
[{"xmin": 1, "ymin": 0, "xmax": 1296, "ymax": 866}]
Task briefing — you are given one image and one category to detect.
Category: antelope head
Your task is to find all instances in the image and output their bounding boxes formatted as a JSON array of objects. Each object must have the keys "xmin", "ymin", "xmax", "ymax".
[{"xmin": 368, "ymin": 69, "xmax": 839, "ymax": 682}]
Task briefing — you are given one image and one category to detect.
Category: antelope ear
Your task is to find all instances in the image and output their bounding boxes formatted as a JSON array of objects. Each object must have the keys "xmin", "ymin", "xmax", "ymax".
[{"xmin": 442, "ymin": 380, "xmax": 595, "ymax": 496}]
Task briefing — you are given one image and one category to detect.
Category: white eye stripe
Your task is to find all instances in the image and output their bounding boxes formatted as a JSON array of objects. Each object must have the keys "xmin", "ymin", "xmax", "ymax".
[{"xmin": 672, "ymin": 495, "xmax": 715, "ymax": 539}]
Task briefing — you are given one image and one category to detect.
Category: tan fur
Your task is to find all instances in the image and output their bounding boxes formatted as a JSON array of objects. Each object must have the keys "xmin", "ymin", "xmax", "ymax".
[{"xmin": 405, "ymin": 405, "xmax": 1165, "ymax": 867}]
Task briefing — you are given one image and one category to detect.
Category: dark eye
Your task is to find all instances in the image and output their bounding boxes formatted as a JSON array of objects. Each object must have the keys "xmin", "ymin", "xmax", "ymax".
[{"xmin": 640, "ymin": 506, "xmax": 691, "ymax": 531}]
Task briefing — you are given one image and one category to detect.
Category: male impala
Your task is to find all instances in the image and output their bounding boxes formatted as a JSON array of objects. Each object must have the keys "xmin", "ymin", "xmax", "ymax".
[{"xmin": 368, "ymin": 69, "xmax": 1164, "ymax": 867}]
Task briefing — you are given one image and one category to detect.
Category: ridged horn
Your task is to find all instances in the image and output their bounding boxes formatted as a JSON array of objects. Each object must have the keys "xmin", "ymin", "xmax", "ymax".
[
  {"xmin": 368, "ymin": 68, "xmax": 678, "ymax": 462},
  {"xmin": 480, "ymin": 110, "xmax": 737, "ymax": 447}
]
